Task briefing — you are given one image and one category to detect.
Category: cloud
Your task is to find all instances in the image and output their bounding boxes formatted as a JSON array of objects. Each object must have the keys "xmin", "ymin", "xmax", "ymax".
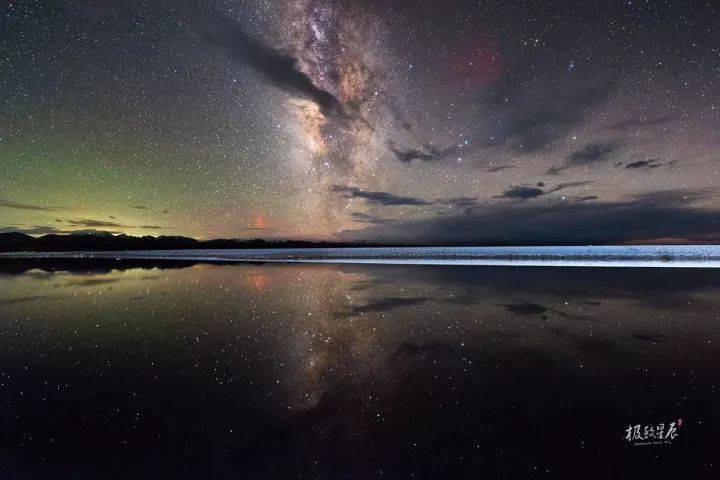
[
  {"xmin": 631, "ymin": 333, "xmax": 667, "ymax": 344},
  {"xmin": 197, "ymin": 12, "xmax": 342, "ymax": 117},
  {"xmin": 0, "ymin": 225, "xmax": 66, "ymax": 235},
  {"xmin": 500, "ymin": 302, "xmax": 548, "ymax": 316},
  {"xmin": 499, "ymin": 301, "xmax": 580, "ymax": 319},
  {"xmin": 338, "ymin": 189, "xmax": 720, "ymax": 245},
  {"xmin": 548, "ymin": 142, "xmax": 620, "ymax": 173},
  {"xmin": 547, "ymin": 181, "xmax": 595, "ymax": 193},
  {"xmin": 344, "ymin": 297, "xmax": 429, "ymax": 316},
  {"xmin": 63, "ymin": 278, "xmax": 121, "ymax": 287},
  {"xmin": 494, "ymin": 181, "xmax": 594, "ymax": 200},
  {"xmin": 494, "ymin": 186, "xmax": 545, "ymax": 200},
  {"xmin": 1, "ymin": 224, "xmax": 127, "ymax": 236},
  {"xmin": 66, "ymin": 219, "xmax": 125, "ymax": 228},
  {"xmin": 400, "ymin": 42, "xmax": 617, "ymax": 161},
  {"xmin": 387, "ymin": 142, "xmax": 457, "ymax": 164},
  {"xmin": 625, "ymin": 159, "xmax": 662, "ymax": 170},
  {"xmin": 332, "ymin": 186, "xmax": 431, "ymax": 206},
  {"xmin": 338, "ymin": 260, "xmax": 720, "ymax": 311},
  {"xmin": 350, "ymin": 212, "xmax": 394, "ymax": 225},
  {"xmin": 480, "ymin": 76, "xmax": 616, "ymax": 153},
  {"xmin": 566, "ymin": 142, "xmax": 619, "ymax": 167},
  {"xmin": 242, "ymin": 227, "xmax": 276, "ymax": 232},
  {"xmin": 0, "ymin": 295, "xmax": 56, "ymax": 306},
  {"xmin": 0, "ymin": 199, "xmax": 64, "ymax": 212},
  {"xmin": 611, "ymin": 114, "xmax": 676, "ymax": 131},
  {"xmin": 387, "ymin": 144, "xmax": 436, "ymax": 163},
  {"xmin": 20, "ymin": 218, "xmax": 169, "ymax": 234}
]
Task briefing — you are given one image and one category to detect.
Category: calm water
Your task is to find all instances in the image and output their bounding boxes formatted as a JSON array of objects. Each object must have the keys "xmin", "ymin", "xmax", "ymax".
[{"xmin": 0, "ymin": 259, "xmax": 718, "ymax": 478}]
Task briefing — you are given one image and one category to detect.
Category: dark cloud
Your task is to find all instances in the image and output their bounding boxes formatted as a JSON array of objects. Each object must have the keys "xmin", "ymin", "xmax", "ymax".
[
  {"xmin": 59, "ymin": 217, "xmax": 167, "ymax": 233},
  {"xmin": 0, "ymin": 224, "xmax": 129, "ymax": 236},
  {"xmin": 481, "ymin": 76, "xmax": 616, "ymax": 153},
  {"xmin": 403, "ymin": 32, "xmax": 618, "ymax": 160},
  {"xmin": 343, "ymin": 297, "xmax": 429, "ymax": 316},
  {"xmin": 63, "ymin": 278, "xmax": 121, "ymax": 287},
  {"xmin": 197, "ymin": 12, "xmax": 342, "ymax": 117},
  {"xmin": 494, "ymin": 186, "xmax": 545, "ymax": 200},
  {"xmin": 631, "ymin": 333, "xmax": 667, "ymax": 344},
  {"xmin": 500, "ymin": 301, "xmax": 581, "ymax": 320},
  {"xmin": 548, "ymin": 142, "xmax": 620, "ymax": 173},
  {"xmin": 0, "ymin": 199, "xmax": 64, "ymax": 212},
  {"xmin": 332, "ymin": 186, "xmax": 431, "ymax": 206},
  {"xmin": 1, "ymin": 225, "xmax": 67, "ymax": 235},
  {"xmin": 494, "ymin": 181, "xmax": 593, "ymax": 201},
  {"xmin": 338, "ymin": 189, "xmax": 720, "ymax": 245},
  {"xmin": 0, "ymin": 295, "xmax": 54, "ymax": 306},
  {"xmin": 337, "ymin": 262, "xmax": 720, "ymax": 311},
  {"xmin": 350, "ymin": 212, "xmax": 393, "ymax": 225},
  {"xmin": 500, "ymin": 302, "xmax": 548, "ymax": 316},
  {"xmin": 611, "ymin": 114, "xmax": 676, "ymax": 131},
  {"xmin": 625, "ymin": 159, "xmax": 662, "ymax": 170},
  {"xmin": 387, "ymin": 141, "xmax": 456, "ymax": 164},
  {"xmin": 387, "ymin": 143, "xmax": 436, "ymax": 163},
  {"xmin": 566, "ymin": 142, "xmax": 619, "ymax": 167},
  {"xmin": 67, "ymin": 219, "xmax": 125, "ymax": 228},
  {"xmin": 242, "ymin": 227, "xmax": 276, "ymax": 232}
]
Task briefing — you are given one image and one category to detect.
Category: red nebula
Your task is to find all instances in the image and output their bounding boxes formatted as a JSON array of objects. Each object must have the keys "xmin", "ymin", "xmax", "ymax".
[
  {"xmin": 445, "ymin": 30, "xmax": 502, "ymax": 88},
  {"xmin": 253, "ymin": 213, "xmax": 268, "ymax": 229},
  {"xmin": 247, "ymin": 274, "xmax": 269, "ymax": 292}
]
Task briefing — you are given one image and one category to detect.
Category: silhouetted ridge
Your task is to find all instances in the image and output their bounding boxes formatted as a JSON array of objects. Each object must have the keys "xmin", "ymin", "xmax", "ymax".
[{"xmin": 0, "ymin": 231, "xmax": 387, "ymax": 252}]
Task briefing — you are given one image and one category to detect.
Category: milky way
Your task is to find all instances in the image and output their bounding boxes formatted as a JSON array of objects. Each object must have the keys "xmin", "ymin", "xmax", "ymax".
[
  {"xmin": 282, "ymin": 0, "xmax": 388, "ymax": 226},
  {"xmin": 1, "ymin": 0, "xmax": 720, "ymax": 244}
]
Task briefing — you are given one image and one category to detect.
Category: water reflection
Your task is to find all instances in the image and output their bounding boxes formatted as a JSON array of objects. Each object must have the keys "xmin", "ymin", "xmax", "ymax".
[{"xmin": 0, "ymin": 260, "xmax": 718, "ymax": 478}]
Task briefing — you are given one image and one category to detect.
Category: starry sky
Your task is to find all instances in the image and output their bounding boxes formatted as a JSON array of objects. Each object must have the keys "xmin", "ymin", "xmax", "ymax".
[{"xmin": 1, "ymin": 0, "xmax": 719, "ymax": 244}]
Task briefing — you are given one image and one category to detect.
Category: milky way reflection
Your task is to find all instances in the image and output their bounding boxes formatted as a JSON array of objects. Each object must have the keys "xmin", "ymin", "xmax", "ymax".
[{"xmin": 0, "ymin": 261, "xmax": 718, "ymax": 478}]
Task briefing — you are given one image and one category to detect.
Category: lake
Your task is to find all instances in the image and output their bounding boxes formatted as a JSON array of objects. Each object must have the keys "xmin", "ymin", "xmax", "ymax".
[{"xmin": 0, "ymin": 259, "xmax": 718, "ymax": 478}]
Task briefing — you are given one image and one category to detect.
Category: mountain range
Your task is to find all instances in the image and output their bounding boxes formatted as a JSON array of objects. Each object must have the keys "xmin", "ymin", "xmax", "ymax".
[{"xmin": 0, "ymin": 231, "xmax": 378, "ymax": 252}]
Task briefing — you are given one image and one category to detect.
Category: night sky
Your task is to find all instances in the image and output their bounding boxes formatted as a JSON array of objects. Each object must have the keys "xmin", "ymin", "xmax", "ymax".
[{"xmin": 2, "ymin": 0, "xmax": 720, "ymax": 244}]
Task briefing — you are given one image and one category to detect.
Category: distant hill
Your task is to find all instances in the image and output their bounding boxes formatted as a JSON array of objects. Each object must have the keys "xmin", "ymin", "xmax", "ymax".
[{"xmin": 0, "ymin": 231, "xmax": 386, "ymax": 252}]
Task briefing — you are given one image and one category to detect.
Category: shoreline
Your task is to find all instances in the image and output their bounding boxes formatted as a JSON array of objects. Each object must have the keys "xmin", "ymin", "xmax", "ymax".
[{"xmin": 2, "ymin": 245, "xmax": 720, "ymax": 268}]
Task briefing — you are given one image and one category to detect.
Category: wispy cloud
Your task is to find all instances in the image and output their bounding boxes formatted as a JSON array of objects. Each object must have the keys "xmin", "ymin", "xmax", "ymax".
[
  {"xmin": 547, "ymin": 142, "xmax": 620, "ymax": 174},
  {"xmin": 339, "ymin": 190, "xmax": 720, "ymax": 245},
  {"xmin": 0, "ymin": 199, "xmax": 64, "ymax": 212},
  {"xmin": 332, "ymin": 186, "xmax": 431, "ymax": 206}
]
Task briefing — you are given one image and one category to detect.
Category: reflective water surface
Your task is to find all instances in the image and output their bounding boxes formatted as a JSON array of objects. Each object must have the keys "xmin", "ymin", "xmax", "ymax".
[{"xmin": 0, "ymin": 260, "xmax": 718, "ymax": 478}]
